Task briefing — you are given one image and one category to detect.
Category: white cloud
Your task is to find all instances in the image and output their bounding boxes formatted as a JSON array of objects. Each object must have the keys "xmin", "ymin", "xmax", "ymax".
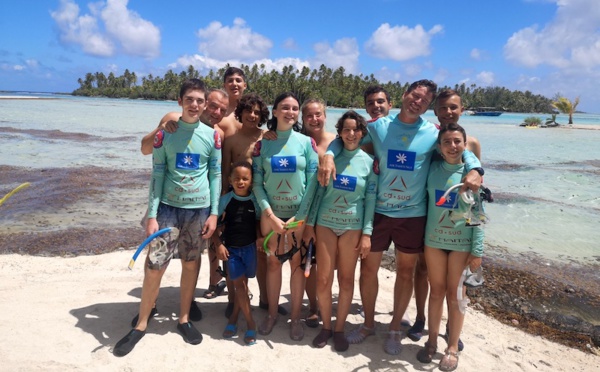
[
  {"xmin": 100, "ymin": 0, "xmax": 160, "ymax": 58},
  {"xmin": 476, "ymin": 71, "xmax": 495, "ymax": 85},
  {"xmin": 312, "ymin": 38, "xmax": 360, "ymax": 74},
  {"xmin": 50, "ymin": 0, "xmax": 160, "ymax": 58},
  {"xmin": 172, "ymin": 54, "xmax": 310, "ymax": 77},
  {"xmin": 365, "ymin": 23, "xmax": 443, "ymax": 61},
  {"xmin": 470, "ymin": 48, "xmax": 482, "ymax": 60},
  {"xmin": 1, "ymin": 64, "xmax": 25, "ymax": 71},
  {"xmin": 282, "ymin": 38, "xmax": 299, "ymax": 50},
  {"xmin": 197, "ymin": 18, "xmax": 272, "ymax": 60},
  {"xmin": 504, "ymin": 0, "xmax": 600, "ymax": 69}
]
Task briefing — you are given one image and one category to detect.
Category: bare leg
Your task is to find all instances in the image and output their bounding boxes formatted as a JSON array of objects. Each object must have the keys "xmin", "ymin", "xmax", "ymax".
[
  {"xmin": 314, "ymin": 225, "xmax": 338, "ymax": 330},
  {"xmin": 288, "ymin": 227, "xmax": 306, "ymax": 321},
  {"xmin": 334, "ymin": 230, "xmax": 361, "ymax": 333},
  {"xmin": 388, "ymin": 250, "xmax": 418, "ymax": 331},
  {"xmin": 135, "ymin": 256, "xmax": 168, "ymax": 331},
  {"xmin": 423, "ymin": 247, "xmax": 448, "ymax": 344},
  {"xmin": 414, "ymin": 252, "xmax": 429, "ymax": 322},
  {"xmin": 446, "ymin": 251, "xmax": 470, "ymax": 354},
  {"xmin": 179, "ymin": 258, "xmax": 200, "ymax": 324},
  {"xmin": 359, "ymin": 250, "xmax": 384, "ymax": 330}
]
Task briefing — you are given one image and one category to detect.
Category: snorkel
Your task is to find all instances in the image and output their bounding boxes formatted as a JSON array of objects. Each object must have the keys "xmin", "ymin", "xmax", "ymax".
[{"xmin": 263, "ymin": 220, "xmax": 304, "ymax": 255}]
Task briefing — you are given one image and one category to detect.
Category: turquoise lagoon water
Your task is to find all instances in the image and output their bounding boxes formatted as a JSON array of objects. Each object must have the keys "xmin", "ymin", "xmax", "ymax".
[{"xmin": 1, "ymin": 95, "xmax": 598, "ymax": 263}]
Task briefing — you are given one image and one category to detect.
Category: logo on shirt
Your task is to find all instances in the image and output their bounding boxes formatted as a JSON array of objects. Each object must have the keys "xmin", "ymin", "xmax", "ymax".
[
  {"xmin": 176, "ymin": 153, "xmax": 200, "ymax": 170},
  {"xmin": 435, "ymin": 189, "xmax": 456, "ymax": 209},
  {"xmin": 333, "ymin": 174, "xmax": 357, "ymax": 192},
  {"xmin": 153, "ymin": 130, "xmax": 164, "ymax": 148},
  {"xmin": 271, "ymin": 156, "xmax": 296, "ymax": 173},
  {"xmin": 214, "ymin": 131, "xmax": 222, "ymax": 149},
  {"xmin": 388, "ymin": 175, "xmax": 408, "ymax": 192},
  {"xmin": 387, "ymin": 149, "xmax": 416, "ymax": 171},
  {"xmin": 333, "ymin": 195, "xmax": 350, "ymax": 209}
]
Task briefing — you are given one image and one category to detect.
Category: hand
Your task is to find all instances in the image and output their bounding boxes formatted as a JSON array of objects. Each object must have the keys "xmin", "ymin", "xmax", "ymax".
[
  {"xmin": 317, "ymin": 154, "xmax": 336, "ymax": 186},
  {"xmin": 145, "ymin": 218, "xmax": 159, "ymax": 237},
  {"xmin": 355, "ymin": 234, "xmax": 371, "ymax": 260},
  {"xmin": 466, "ymin": 254, "xmax": 482, "ymax": 271},
  {"xmin": 201, "ymin": 215, "xmax": 218, "ymax": 239},
  {"xmin": 162, "ymin": 120, "xmax": 179, "ymax": 133},
  {"xmin": 216, "ymin": 244, "xmax": 229, "ymax": 261},
  {"xmin": 262, "ymin": 130, "xmax": 278, "ymax": 141},
  {"xmin": 460, "ymin": 169, "xmax": 482, "ymax": 193},
  {"xmin": 267, "ymin": 214, "xmax": 286, "ymax": 235},
  {"xmin": 302, "ymin": 225, "xmax": 316, "ymax": 246}
]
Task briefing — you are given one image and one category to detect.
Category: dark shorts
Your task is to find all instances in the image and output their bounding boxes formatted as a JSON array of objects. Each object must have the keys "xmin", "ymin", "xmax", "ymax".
[
  {"xmin": 227, "ymin": 242, "xmax": 257, "ymax": 280},
  {"xmin": 370, "ymin": 213, "xmax": 426, "ymax": 254},
  {"xmin": 147, "ymin": 203, "xmax": 210, "ymax": 270}
]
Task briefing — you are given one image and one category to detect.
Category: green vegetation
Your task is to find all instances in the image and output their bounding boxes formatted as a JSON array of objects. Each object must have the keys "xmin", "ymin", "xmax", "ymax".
[
  {"xmin": 522, "ymin": 116, "xmax": 542, "ymax": 127},
  {"xmin": 545, "ymin": 113, "xmax": 560, "ymax": 127},
  {"xmin": 551, "ymin": 96, "xmax": 580, "ymax": 124},
  {"xmin": 73, "ymin": 63, "xmax": 555, "ymax": 112}
]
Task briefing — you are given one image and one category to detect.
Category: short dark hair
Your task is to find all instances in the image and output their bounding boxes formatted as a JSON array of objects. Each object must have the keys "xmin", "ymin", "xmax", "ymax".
[
  {"xmin": 230, "ymin": 160, "xmax": 253, "ymax": 177},
  {"xmin": 235, "ymin": 93, "xmax": 270, "ymax": 127},
  {"xmin": 406, "ymin": 79, "xmax": 438, "ymax": 102},
  {"xmin": 223, "ymin": 67, "xmax": 246, "ymax": 83},
  {"xmin": 179, "ymin": 78, "xmax": 206, "ymax": 100},
  {"xmin": 437, "ymin": 122, "xmax": 466, "ymax": 144},
  {"xmin": 363, "ymin": 85, "xmax": 390, "ymax": 105},
  {"xmin": 335, "ymin": 110, "xmax": 368, "ymax": 137}
]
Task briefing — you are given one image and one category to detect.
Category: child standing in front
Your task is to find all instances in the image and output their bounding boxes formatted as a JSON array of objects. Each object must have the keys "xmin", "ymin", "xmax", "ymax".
[
  {"xmin": 214, "ymin": 161, "xmax": 261, "ymax": 345},
  {"xmin": 416, "ymin": 123, "xmax": 484, "ymax": 371},
  {"xmin": 113, "ymin": 78, "xmax": 221, "ymax": 357}
]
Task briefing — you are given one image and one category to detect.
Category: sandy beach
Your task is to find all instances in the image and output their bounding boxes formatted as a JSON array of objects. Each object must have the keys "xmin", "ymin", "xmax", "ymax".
[{"xmin": 0, "ymin": 249, "xmax": 597, "ymax": 372}]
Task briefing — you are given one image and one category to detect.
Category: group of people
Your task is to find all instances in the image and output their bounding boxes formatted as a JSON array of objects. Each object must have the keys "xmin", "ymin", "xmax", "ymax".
[{"xmin": 113, "ymin": 66, "xmax": 487, "ymax": 371}]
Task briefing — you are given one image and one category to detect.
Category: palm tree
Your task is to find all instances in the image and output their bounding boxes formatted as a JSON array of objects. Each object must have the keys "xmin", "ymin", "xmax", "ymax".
[{"xmin": 551, "ymin": 96, "xmax": 580, "ymax": 124}]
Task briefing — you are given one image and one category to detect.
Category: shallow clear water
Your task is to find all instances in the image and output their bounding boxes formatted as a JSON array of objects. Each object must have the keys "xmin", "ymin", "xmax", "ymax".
[{"xmin": 1, "ymin": 95, "xmax": 599, "ymax": 262}]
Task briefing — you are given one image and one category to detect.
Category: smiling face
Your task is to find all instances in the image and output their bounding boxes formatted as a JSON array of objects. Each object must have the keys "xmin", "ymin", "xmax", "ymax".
[
  {"xmin": 435, "ymin": 94, "xmax": 464, "ymax": 127},
  {"xmin": 272, "ymin": 96, "xmax": 300, "ymax": 130},
  {"xmin": 240, "ymin": 104, "xmax": 262, "ymax": 129},
  {"xmin": 302, "ymin": 102, "xmax": 326, "ymax": 136},
  {"xmin": 230, "ymin": 165, "xmax": 252, "ymax": 197},
  {"xmin": 401, "ymin": 85, "xmax": 434, "ymax": 120},
  {"xmin": 438, "ymin": 130, "xmax": 466, "ymax": 164},
  {"xmin": 365, "ymin": 92, "xmax": 392, "ymax": 119},
  {"xmin": 201, "ymin": 91, "xmax": 229, "ymax": 126},
  {"xmin": 340, "ymin": 118, "xmax": 363, "ymax": 151},
  {"xmin": 224, "ymin": 73, "xmax": 247, "ymax": 102},
  {"xmin": 178, "ymin": 89, "xmax": 205, "ymax": 123}
]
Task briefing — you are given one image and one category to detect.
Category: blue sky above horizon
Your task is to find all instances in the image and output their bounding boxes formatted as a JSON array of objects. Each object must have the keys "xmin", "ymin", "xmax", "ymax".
[{"xmin": 1, "ymin": 0, "xmax": 599, "ymax": 113}]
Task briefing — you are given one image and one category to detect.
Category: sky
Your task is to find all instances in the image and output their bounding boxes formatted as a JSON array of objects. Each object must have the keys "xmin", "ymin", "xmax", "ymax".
[{"xmin": 1, "ymin": 0, "xmax": 599, "ymax": 113}]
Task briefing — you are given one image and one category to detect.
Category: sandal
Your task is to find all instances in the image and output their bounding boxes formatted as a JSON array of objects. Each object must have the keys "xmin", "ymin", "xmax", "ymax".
[
  {"xmin": 440, "ymin": 349, "xmax": 459, "ymax": 371},
  {"xmin": 312, "ymin": 328, "xmax": 333, "ymax": 348},
  {"xmin": 346, "ymin": 324, "xmax": 375, "ymax": 344},
  {"xmin": 243, "ymin": 329, "xmax": 257, "ymax": 345},
  {"xmin": 258, "ymin": 315, "xmax": 278, "ymax": 335},
  {"xmin": 333, "ymin": 331, "xmax": 349, "ymax": 352},
  {"xmin": 416, "ymin": 341, "xmax": 437, "ymax": 363},
  {"xmin": 383, "ymin": 330, "xmax": 403, "ymax": 355},
  {"xmin": 203, "ymin": 280, "xmax": 227, "ymax": 299},
  {"xmin": 222, "ymin": 323, "xmax": 238, "ymax": 338},
  {"xmin": 290, "ymin": 319, "xmax": 304, "ymax": 341}
]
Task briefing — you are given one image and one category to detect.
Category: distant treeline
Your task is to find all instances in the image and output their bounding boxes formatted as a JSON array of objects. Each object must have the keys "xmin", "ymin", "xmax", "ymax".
[{"xmin": 73, "ymin": 63, "xmax": 554, "ymax": 113}]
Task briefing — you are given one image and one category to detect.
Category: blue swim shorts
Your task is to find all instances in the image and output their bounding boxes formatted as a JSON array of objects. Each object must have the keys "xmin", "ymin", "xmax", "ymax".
[{"xmin": 226, "ymin": 242, "xmax": 257, "ymax": 280}]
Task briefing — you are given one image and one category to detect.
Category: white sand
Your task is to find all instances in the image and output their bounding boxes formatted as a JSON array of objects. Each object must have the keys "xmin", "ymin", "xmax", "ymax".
[{"xmin": 0, "ymin": 250, "xmax": 597, "ymax": 371}]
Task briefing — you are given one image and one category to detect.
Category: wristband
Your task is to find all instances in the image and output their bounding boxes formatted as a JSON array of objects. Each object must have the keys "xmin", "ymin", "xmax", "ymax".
[{"xmin": 472, "ymin": 167, "xmax": 485, "ymax": 176}]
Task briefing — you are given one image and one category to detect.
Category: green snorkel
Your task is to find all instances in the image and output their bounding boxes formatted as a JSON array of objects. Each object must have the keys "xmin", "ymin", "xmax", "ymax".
[{"xmin": 263, "ymin": 220, "xmax": 304, "ymax": 255}]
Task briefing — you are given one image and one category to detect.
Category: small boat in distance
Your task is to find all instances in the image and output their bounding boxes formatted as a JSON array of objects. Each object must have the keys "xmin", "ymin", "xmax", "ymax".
[{"xmin": 468, "ymin": 107, "xmax": 503, "ymax": 116}]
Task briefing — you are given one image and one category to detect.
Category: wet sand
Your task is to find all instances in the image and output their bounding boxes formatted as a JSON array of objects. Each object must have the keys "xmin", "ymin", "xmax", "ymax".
[{"xmin": 1, "ymin": 165, "xmax": 599, "ymax": 354}]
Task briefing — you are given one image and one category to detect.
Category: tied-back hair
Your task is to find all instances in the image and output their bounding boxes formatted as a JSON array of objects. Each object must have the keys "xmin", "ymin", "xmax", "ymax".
[
  {"xmin": 300, "ymin": 97, "xmax": 326, "ymax": 135},
  {"xmin": 234, "ymin": 93, "xmax": 270, "ymax": 127},
  {"xmin": 437, "ymin": 122, "xmax": 466, "ymax": 143},
  {"xmin": 266, "ymin": 92, "xmax": 302, "ymax": 132},
  {"xmin": 336, "ymin": 110, "xmax": 368, "ymax": 137}
]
